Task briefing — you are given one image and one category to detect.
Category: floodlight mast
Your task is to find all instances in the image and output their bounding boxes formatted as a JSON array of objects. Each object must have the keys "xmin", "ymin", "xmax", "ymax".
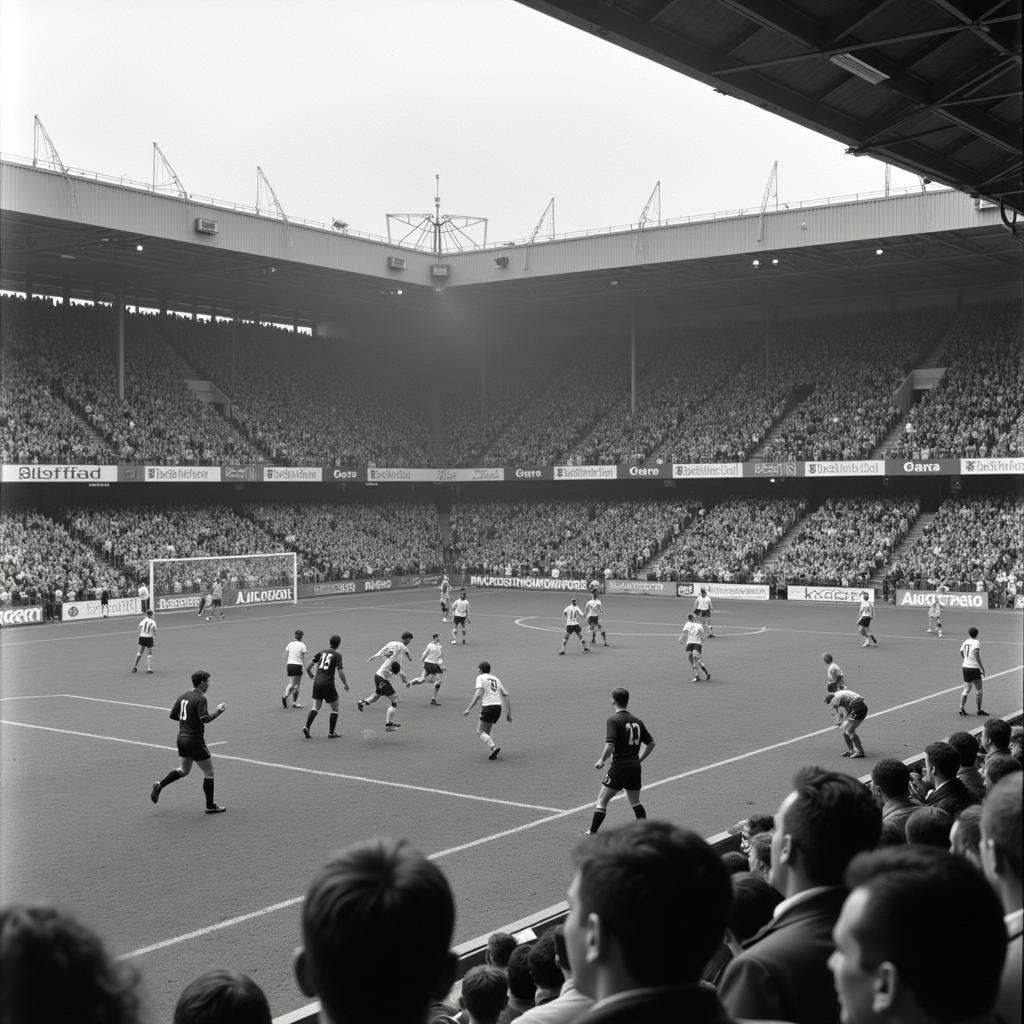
[
  {"xmin": 152, "ymin": 142, "xmax": 187, "ymax": 197},
  {"xmin": 256, "ymin": 166, "xmax": 289, "ymax": 223},
  {"xmin": 634, "ymin": 180, "xmax": 661, "ymax": 259},
  {"xmin": 523, "ymin": 197, "xmax": 555, "ymax": 271},
  {"xmin": 386, "ymin": 174, "xmax": 488, "ymax": 254},
  {"xmin": 756, "ymin": 160, "xmax": 778, "ymax": 243},
  {"xmin": 32, "ymin": 115, "xmax": 81, "ymax": 220}
]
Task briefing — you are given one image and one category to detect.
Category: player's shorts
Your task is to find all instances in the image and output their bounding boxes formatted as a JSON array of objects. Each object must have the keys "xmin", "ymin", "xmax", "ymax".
[
  {"xmin": 440, "ymin": 600, "xmax": 449, "ymax": 611},
  {"xmin": 857, "ymin": 616, "xmax": 872, "ymax": 628},
  {"xmin": 698, "ymin": 610, "xmax": 711, "ymax": 619},
  {"xmin": 685, "ymin": 643, "xmax": 702, "ymax": 653},
  {"xmin": 374, "ymin": 674, "xmax": 396, "ymax": 698},
  {"xmin": 100, "ymin": 595, "xmax": 109, "ymax": 605},
  {"xmin": 962, "ymin": 667, "xmax": 982, "ymax": 684},
  {"xmin": 587, "ymin": 615, "xmax": 599, "ymax": 626},
  {"xmin": 211, "ymin": 598, "xmax": 222, "ymax": 608},
  {"xmin": 423, "ymin": 662, "xmax": 443, "ymax": 676},
  {"xmin": 453, "ymin": 616, "xmax": 467, "ymax": 626},
  {"xmin": 479, "ymin": 704, "xmax": 501, "ymax": 725},
  {"xmin": 138, "ymin": 637, "xmax": 154, "ymax": 649},
  {"xmin": 177, "ymin": 736, "xmax": 211, "ymax": 762},
  {"xmin": 312, "ymin": 679, "xmax": 339, "ymax": 703},
  {"xmin": 826, "ymin": 677, "xmax": 845, "ymax": 694},
  {"xmin": 847, "ymin": 699, "xmax": 868, "ymax": 721},
  {"xmin": 565, "ymin": 624, "xmax": 582, "ymax": 635},
  {"xmin": 286, "ymin": 664, "xmax": 303, "ymax": 677},
  {"xmin": 602, "ymin": 761, "xmax": 642, "ymax": 792}
]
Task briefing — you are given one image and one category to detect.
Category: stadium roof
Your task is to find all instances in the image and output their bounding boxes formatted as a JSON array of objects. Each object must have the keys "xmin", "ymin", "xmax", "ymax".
[{"xmin": 515, "ymin": 0, "xmax": 1023, "ymax": 217}]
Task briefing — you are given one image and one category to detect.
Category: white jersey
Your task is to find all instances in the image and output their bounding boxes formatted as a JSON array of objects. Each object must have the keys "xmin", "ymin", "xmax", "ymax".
[
  {"xmin": 563, "ymin": 603, "xmax": 585, "ymax": 626},
  {"xmin": 859, "ymin": 599, "xmax": 875, "ymax": 619},
  {"xmin": 373, "ymin": 640, "xmax": 410, "ymax": 675},
  {"xmin": 451, "ymin": 598, "xmax": 470, "ymax": 619},
  {"xmin": 960, "ymin": 637, "xmax": 982, "ymax": 669},
  {"xmin": 826, "ymin": 662, "xmax": 845, "ymax": 689},
  {"xmin": 928, "ymin": 600, "xmax": 941, "ymax": 620},
  {"xmin": 475, "ymin": 672, "xmax": 508, "ymax": 708},
  {"xmin": 440, "ymin": 579, "xmax": 451, "ymax": 599},
  {"xmin": 681, "ymin": 620, "xmax": 706, "ymax": 646},
  {"xmin": 138, "ymin": 584, "xmax": 149, "ymax": 601},
  {"xmin": 138, "ymin": 616, "xmax": 157, "ymax": 639},
  {"xmin": 585, "ymin": 598, "xmax": 603, "ymax": 619},
  {"xmin": 285, "ymin": 639, "xmax": 307, "ymax": 666},
  {"xmin": 422, "ymin": 641, "xmax": 444, "ymax": 666},
  {"xmin": 694, "ymin": 594, "xmax": 713, "ymax": 613},
  {"xmin": 212, "ymin": 581, "xmax": 223, "ymax": 600}
]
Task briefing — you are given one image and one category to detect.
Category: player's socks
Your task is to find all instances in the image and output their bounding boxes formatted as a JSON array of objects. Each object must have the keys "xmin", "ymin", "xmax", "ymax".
[
  {"xmin": 202, "ymin": 777, "xmax": 215, "ymax": 808},
  {"xmin": 281, "ymin": 694, "xmax": 289, "ymax": 708},
  {"xmin": 158, "ymin": 769, "xmax": 183, "ymax": 792},
  {"xmin": 871, "ymin": 634, "xmax": 877, "ymax": 644},
  {"xmin": 632, "ymin": 803, "xmax": 647, "ymax": 819},
  {"xmin": 481, "ymin": 733, "xmax": 494, "ymax": 750},
  {"xmin": 305, "ymin": 710, "xmax": 317, "ymax": 731},
  {"xmin": 329, "ymin": 712, "xmax": 339, "ymax": 734},
  {"xmin": 588, "ymin": 809, "xmax": 607, "ymax": 834}
]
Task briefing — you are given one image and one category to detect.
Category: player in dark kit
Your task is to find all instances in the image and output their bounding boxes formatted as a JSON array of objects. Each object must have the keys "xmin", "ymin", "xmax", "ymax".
[
  {"xmin": 150, "ymin": 669, "xmax": 227, "ymax": 814},
  {"xmin": 303, "ymin": 635, "xmax": 349, "ymax": 739},
  {"xmin": 584, "ymin": 687, "xmax": 655, "ymax": 835}
]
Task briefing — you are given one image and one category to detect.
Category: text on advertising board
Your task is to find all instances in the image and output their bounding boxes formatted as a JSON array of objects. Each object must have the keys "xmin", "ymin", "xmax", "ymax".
[{"xmin": 0, "ymin": 606, "xmax": 44, "ymax": 626}]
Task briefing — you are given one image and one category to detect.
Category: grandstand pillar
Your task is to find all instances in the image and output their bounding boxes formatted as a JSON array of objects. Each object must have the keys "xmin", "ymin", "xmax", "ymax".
[
  {"xmin": 116, "ymin": 288, "xmax": 126, "ymax": 401},
  {"xmin": 24, "ymin": 273, "xmax": 34, "ymax": 299},
  {"xmin": 480, "ymin": 347, "xmax": 486, "ymax": 417},
  {"xmin": 630, "ymin": 305, "xmax": 637, "ymax": 416},
  {"xmin": 62, "ymin": 277, "xmax": 71, "ymax": 306}
]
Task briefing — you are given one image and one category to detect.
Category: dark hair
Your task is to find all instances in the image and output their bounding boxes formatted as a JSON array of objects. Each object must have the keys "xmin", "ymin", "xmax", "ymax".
[
  {"xmin": 870, "ymin": 758, "xmax": 911, "ymax": 799},
  {"xmin": 844, "ymin": 847, "xmax": 1005, "ymax": 1020},
  {"xmin": 301, "ymin": 838, "xmax": 454, "ymax": 1022},
  {"xmin": 390, "ymin": 661, "xmax": 402, "ymax": 674},
  {"xmin": 329, "ymin": 635, "xmax": 340, "ymax": 649},
  {"xmin": 485, "ymin": 931, "xmax": 518, "ymax": 969},
  {"xmin": 571, "ymin": 820, "xmax": 731, "ymax": 986},
  {"xmin": 905, "ymin": 806, "xmax": 953, "ymax": 849},
  {"xmin": 526, "ymin": 930, "xmax": 563, "ymax": 991},
  {"xmin": 985, "ymin": 753, "xmax": 1022, "ymax": 789},
  {"xmin": 611, "ymin": 687, "xmax": 630, "ymax": 707},
  {"xmin": 294, "ymin": 629, "xmax": 304, "ymax": 639},
  {"xmin": 478, "ymin": 661, "xmax": 491, "ymax": 673},
  {"xmin": 729, "ymin": 872, "xmax": 783, "ymax": 943},
  {"xmin": 982, "ymin": 774, "xmax": 1023, "ymax": 882},
  {"xmin": 951, "ymin": 805, "xmax": 983, "ymax": 862},
  {"xmin": 173, "ymin": 969, "xmax": 271, "ymax": 1024},
  {"xmin": 967, "ymin": 626, "xmax": 979, "ymax": 638},
  {"xmin": 983, "ymin": 718, "xmax": 1011, "ymax": 749},
  {"xmin": 0, "ymin": 904, "xmax": 141, "ymax": 1024},
  {"xmin": 402, "ymin": 632, "xmax": 414, "ymax": 641},
  {"xmin": 748, "ymin": 830, "xmax": 773, "ymax": 871},
  {"xmin": 191, "ymin": 669, "xmax": 210, "ymax": 687},
  {"xmin": 744, "ymin": 813, "xmax": 775, "ymax": 837},
  {"xmin": 505, "ymin": 944, "xmax": 536, "ymax": 1001},
  {"xmin": 783, "ymin": 766, "xmax": 881, "ymax": 885},
  {"xmin": 877, "ymin": 821, "xmax": 906, "ymax": 847},
  {"xmin": 946, "ymin": 731, "xmax": 980, "ymax": 768},
  {"xmin": 720, "ymin": 851, "xmax": 749, "ymax": 874},
  {"xmin": 460, "ymin": 965, "xmax": 507, "ymax": 1023},
  {"xmin": 924, "ymin": 741, "xmax": 959, "ymax": 781}
]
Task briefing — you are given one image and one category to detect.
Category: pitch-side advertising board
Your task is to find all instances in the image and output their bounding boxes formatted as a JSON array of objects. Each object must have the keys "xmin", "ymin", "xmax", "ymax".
[
  {"xmin": 787, "ymin": 585, "xmax": 878, "ymax": 603},
  {"xmin": 896, "ymin": 589, "xmax": 988, "ymax": 610},
  {"xmin": 675, "ymin": 581, "xmax": 771, "ymax": 600},
  {"xmin": 0, "ymin": 606, "xmax": 45, "ymax": 627},
  {"xmin": 61, "ymin": 597, "xmax": 141, "ymax": 620}
]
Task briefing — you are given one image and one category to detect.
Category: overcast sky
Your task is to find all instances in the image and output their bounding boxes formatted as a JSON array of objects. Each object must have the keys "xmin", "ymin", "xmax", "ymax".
[{"xmin": 1, "ymin": 0, "xmax": 932, "ymax": 246}]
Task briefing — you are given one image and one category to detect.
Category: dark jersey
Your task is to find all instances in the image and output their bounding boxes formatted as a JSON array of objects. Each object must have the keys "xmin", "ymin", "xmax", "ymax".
[
  {"xmin": 171, "ymin": 689, "xmax": 209, "ymax": 740},
  {"xmin": 310, "ymin": 648, "xmax": 344, "ymax": 685},
  {"xmin": 605, "ymin": 710, "xmax": 653, "ymax": 766}
]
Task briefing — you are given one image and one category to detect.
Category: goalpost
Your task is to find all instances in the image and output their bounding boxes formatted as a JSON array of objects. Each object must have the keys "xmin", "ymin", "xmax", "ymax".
[{"xmin": 148, "ymin": 552, "xmax": 298, "ymax": 614}]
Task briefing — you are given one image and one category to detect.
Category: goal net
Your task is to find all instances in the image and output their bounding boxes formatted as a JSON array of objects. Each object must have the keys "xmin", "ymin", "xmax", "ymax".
[{"xmin": 149, "ymin": 552, "xmax": 298, "ymax": 614}]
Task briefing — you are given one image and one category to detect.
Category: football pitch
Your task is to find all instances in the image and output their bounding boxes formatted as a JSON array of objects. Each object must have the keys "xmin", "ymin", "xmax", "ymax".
[{"xmin": 2, "ymin": 588, "xmax": 1021, "ymax": 1022}]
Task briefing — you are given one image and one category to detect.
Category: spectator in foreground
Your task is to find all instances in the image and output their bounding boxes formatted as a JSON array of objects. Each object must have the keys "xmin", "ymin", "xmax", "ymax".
[
  {"xmin": 525, "ymin": 931, "xmax": 564, "ymax": 1008},
  {"xmin": 501, "ymin": 944, "xmax": 537, "ymax": 1023},
  {"xmin": 486, "ymin": 931, "xmax": 519, "ymax": 970},
  {"xmin": 947, "ymin": 730, "xmax": 986, "ymax": 803},
  {"xmin": 904, "ymin": 806, "xmax": 954, "ymax": 849},
  {"xmin": 460, "ymin": 966, "xmax": 509, "ymax": 1024},
  {"xmin": 980, "ymin": 775, "xmax": 1023, "ymax": 1024},
  {"xmin": 293, "ymin": 837, "xmax": 457, "ymax": 1024},
  {"xmin": 564, "ymin": 819, "xmax": 736, "ymax": 1023},
  {"xmin": 870, "ymin": 759, "xmax": 920, "ymax": 842},
  {"xmin": 718, "ymin": 766, "xmax": 882, "ymax": 1024},
  {"xmin": 829, "ymin": 846, "xmax": 1005, "ymax": 1024},
  {"xmin": 921, "ymin": 741, "xmax": 978, "ymax": 818},
  {"xmin": 0, "ymin": 903, "xmax": 142, "ymax": 1024},
  {"xmin": 984, "ymin": 752, "xmax": 1023, "ymax": 792},
  {"xmin": 173, "ymin": 969, "xmax": 271, "ymax": 1024},
  {"xmin": 703, "ymin": 872, "xmax": 783, "ymax": 988},
  {"xmin": 514, "ymin": 926, "xmax": 592, "ymax": 1024}
]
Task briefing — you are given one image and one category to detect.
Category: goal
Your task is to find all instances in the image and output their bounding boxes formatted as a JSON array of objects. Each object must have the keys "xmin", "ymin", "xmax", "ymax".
[{"xmin": 149, "ymin": 552, "xmax": 298, "ymax": 614}]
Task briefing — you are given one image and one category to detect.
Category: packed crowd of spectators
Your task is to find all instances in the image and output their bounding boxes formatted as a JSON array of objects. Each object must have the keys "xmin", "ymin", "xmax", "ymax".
[
  {"xmin": 885, "ymin": 494, "xmax": 1023, "ymax": 602},
  {"xmin": 884, "ymin": 301, "xmax": 1024, "ymax": 460},
  {"xmin": 773, "ymin": 495, "xmax": 921, "ymax": 587},
  {"xmin": 448, "ymin": 497, "xmax": 701, "ymax": 580},
  {"xmin": 645, "ymin": 496, "xmax": 806, "ymax": 582}
]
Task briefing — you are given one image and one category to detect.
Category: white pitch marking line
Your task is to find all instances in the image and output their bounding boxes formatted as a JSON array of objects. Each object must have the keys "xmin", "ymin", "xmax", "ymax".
[
  {"xmin": 514, "ymin": 616, "xmax": 766, "ymax": 638},
  {"xmin": 112, "ymin": 663, "xmax": 1023, "ymax": 963},
  {"xmin": 0, "ymin": 720, "xmax": 565, "ymax": 815}
]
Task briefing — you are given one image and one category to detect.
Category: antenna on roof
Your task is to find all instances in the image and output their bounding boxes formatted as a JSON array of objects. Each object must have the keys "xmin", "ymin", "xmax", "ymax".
[
  {"xmin": 756, "ymin": 160, "xmax": 778, "ymax": 243},
  {"xmin": 256, "ymin": 166, "xmax": 289, "ymax": 223},
  {"xmin": 152, "ymin": 142, "xmax": 187, "ymax": 197},
  {"xmin": 523, "ymin": 197, "xmax": 555, "ymax": 271},
  {"xmin": 634, "ymin": 180, "xmax": 661, "ymax": 259},
  {"xmin": 386, "ymin": 174, "xmax": 488, "ymax": 255},
  {"xmin": 32, "ymin": 115, "xmax": 80, "ymax": 220}
]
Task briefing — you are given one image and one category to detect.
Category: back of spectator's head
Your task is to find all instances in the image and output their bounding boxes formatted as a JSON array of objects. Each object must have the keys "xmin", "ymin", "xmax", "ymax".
[
  {"xmin": 720, "ymin": 850, "xmax": 749, "ymax": 874},
  {"xmin": 0, "ymin": 903, "xmax": 141, "ymax": 1024},
  {"xmin": 870, "ymin": 759, "xmax": 910, "ymax": 800},
  {"xmin": 832, "ymin": 847, "xmax": 1005, "ymax": 1023},
  {"xmin": 505, "ymin": 944, "xmax": 536, "ymax": 1003},
  {"xmin": 526, "ymin": 930, "xmax": 563, "ymax": 992},
  {"xmin": 904, "ymin": 806, "xmax": 953, "ymax": 849},
  {"xmin": 729, "ymin": 872, "xmax": 783, "ymax": 944},
  {"xmin": 774, "ymin": 766, "xmax": 882, "ymax": 890},
  {"xmin": 981, "ymin": 773, "xmax": 1023, "ymax": 900},
  {"xmin": 744, "ymin": 812, "xmax": 775, "ymax": 838},
  {"xmin": 983, "ymin": 717, "xmax": 1011, "ymax": 751},
  {"xmin": 984, "ymin": 752, "xmax": 1022, "ymax": 790},
  {"xmin": 924, "ymin": 741, "xmax": 958, "ymax": 782},
  {"xmin": 459, "ymin": 965, "xmax": 507, "ymax": 1024},
  {"xmin": 946, "ymin": 730, "xmax": 979, "ymax": 769},
  {"xmin": 484, "ymin": 931, "xmax": 517, "ymax": 969},
  {"xmin": 747, "ymin": 830, "xmax": 773, "ymax": 879},
  {"xmin": 173, "ymin": 969, "xmax": 271, "ymax": 1024},
  {"xmin": 949, "ymin": 805, "xmax": 984, "ymax": 867},
  {"xmin": 566, "ymin": 820, "xmax": 731, "ymax": 996},
  {"xmin": 295, "ymin": 838, "xmax": 456, "ymax": 1024}
]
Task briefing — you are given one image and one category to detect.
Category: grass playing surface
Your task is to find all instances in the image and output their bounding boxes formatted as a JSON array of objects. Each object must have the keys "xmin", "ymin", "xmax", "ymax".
[{"xmin": 2, "ymin": 588, "xmax": 1021, "ymax": 1021}]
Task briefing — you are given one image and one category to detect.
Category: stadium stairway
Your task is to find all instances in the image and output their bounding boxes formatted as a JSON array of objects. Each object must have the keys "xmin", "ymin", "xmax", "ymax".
[
  {"xmin": 747, "ymin": 384, "xmax": 815, "ymax": 460},
  {"xmin": 754, "ymin": 499, "xmax": 824, "ymax": 577},
  {"xmin": 868, "ymin": 511, "xmax": 936, "ymax": 591}
]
